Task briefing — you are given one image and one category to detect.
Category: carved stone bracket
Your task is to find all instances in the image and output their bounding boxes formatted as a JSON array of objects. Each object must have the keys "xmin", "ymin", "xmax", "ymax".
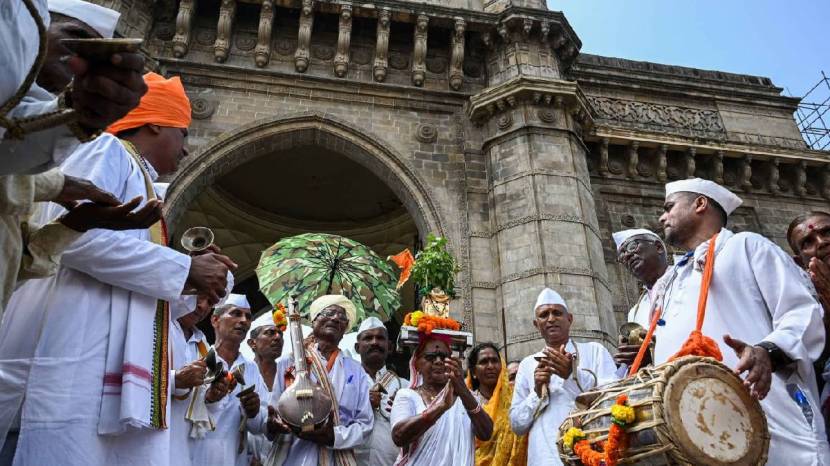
[
  {"xmin": 822, "ymin": 166, "xmax": 830, "ymax": 199},
  {"xmin": 172, "ymin": 0, "xmax": 195, "ymax": 58},
  {"xmin": 685, "ymin": 147, "xmax": 696, "ymax": 179},
  {"xmin": 739, "ymin": 154, "xmax": 753, "ymax": 191},
  {"xmin": 295, "ymin": 0, "xmax": 314, "ymax": 73},
  {"xmin": 254, "ymin": 0, "xmax": 274, "ymax": 67},
  {"xmin": 656, "ymin": 144, "xmax": 668, "ymax": 182},
  {"xmin": 334, "ymin": 5, "xmax": 352, "ymax": 78},
  {"xmin": 713, "ymin": 150, "xmax": 724, "ymax": 184},
  {"xmin": 768, "ymin": 159, "xmax": 780, "ymax": 194},
  {"xmin": 412, "ymin": 14, "xmax": 429, "ymax": 87},
  {"xmin": 626, "ymin": 141, "xmax": 639, "ymax": 179},
  {"xmin": 794, "ymin": 160, "xmax": 807, "ymax": 196},
  {"xmin": 598, "ymin": 138, "xmax": 609, "ymax": 177},
  {"xmin": 373, "ymin": 8, "xmax": 390, "ymax": 82},
  {"xmin": 214, "ymin": 0, "xmax": 236, "ymax": 63},
  {"xmin": 448, "ymin": 18, "xmax": 465, "ymax": 91}
]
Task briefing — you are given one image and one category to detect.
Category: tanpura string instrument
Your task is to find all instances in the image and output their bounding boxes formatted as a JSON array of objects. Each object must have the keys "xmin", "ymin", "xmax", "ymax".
[{"xmin": 276, "ymin": 297, "xmax": 333, "ymax": 432}]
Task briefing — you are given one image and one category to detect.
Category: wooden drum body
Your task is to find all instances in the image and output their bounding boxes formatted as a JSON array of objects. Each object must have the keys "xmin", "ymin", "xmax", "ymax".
[{"xmin": 558, "ymin": 356, "xmax": 769, "ymax": 465}]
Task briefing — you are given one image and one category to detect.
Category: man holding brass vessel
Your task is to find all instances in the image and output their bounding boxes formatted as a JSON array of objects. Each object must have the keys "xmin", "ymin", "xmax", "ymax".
[
  {"xmin": 266, "ymin": 295, "xmax": 373, "ymax": 466},
  {"xmin": 612, "ymin": 228, "xmax": 668, "ymax": 370},
  {"xmin": 0, "ymin": 73, "xmax": 237, "ymax": 466}
]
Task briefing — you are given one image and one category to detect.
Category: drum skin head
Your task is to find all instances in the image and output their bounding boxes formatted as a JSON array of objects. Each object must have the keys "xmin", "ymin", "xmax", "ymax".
[{"xmin": 664, "ymin": 360, "xmax": 769, "ymax": 466}]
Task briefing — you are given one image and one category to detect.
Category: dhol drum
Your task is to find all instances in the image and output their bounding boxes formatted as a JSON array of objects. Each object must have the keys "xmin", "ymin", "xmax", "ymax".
[{"xmin": 558, "ymin": 356, "xmax": 769, "ymax": 466}]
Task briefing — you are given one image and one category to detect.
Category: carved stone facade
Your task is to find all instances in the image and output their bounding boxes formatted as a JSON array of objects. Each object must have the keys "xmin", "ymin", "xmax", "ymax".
[{"xmin": 96, "ymin": 0, "xmax": 830, "ymax": 358}]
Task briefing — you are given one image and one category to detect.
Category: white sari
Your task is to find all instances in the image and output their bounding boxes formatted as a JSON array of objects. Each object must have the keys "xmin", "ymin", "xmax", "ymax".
[{"xmin": 389, "ymin": 387, "xmax": 474, "ymax": 466}]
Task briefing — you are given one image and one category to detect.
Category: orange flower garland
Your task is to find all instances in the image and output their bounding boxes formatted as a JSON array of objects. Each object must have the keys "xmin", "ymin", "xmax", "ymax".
[
  {"xmin": 567, "ymin": 394, "xmax": 631, "ymax": 466},
  {"xmin": 272, "ymin": 303, "xmax": 288, "ymax": 332},
  {"xmin": 404, "ymin": 311, "xmax": 461, "ymax": 334}
]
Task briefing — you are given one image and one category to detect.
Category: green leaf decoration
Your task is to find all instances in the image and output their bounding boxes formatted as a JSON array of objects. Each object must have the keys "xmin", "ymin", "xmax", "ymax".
[
  {"xmin": 255, "ymin": 233, "xmax": 401, "ymax": 331},
  {"xmin": 410, "ymin": 233, "xmax": 461, "ymax": 298}
]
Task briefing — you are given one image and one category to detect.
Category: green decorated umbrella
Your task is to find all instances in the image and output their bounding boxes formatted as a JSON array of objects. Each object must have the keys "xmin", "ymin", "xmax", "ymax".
[{"xmin": 256, "ymin": 233, "xmax": 400, "ymax": 330}]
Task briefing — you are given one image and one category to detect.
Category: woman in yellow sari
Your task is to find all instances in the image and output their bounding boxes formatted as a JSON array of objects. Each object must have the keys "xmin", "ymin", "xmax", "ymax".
[{"xmin": 466, "ymin": 343, "xmax": 528, "ymax": 466}]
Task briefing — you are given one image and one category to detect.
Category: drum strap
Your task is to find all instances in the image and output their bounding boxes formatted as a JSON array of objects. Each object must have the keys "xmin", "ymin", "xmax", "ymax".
[{"xmin": 629, "ymin": 233, "xmax": 723, "ymax": 376}]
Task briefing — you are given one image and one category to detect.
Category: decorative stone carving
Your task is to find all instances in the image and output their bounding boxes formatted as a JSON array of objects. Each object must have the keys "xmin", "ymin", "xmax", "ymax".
[
  {"xmin": 768, "ymin": 159, "xmax": 780, "ymax": 194},
  {"xmin": 312, "ymin": 45, "xmax": 334, "ymax": 60},
  {"xmin": 540, "ymin": 21, "xmax": 550, "ymax": 44},
  {"xmin": 822, "ymin": 166, "xmax": 830, "ymax": 199},
  {"xmin": 295, "ymin": 0, "xmax": 314, "ymax": 73},
  {"xmin": 496, "ymin": 113, "xmax": 512, "ymax": 130},
  {"xmin": 522, "ymin": 18, "xmax": 533, "ymax": 38},
  {"xmin": 621, "ymin": 214, "xmax": 636, "ymax": 227},
  {"xmin": 196, "ymin": 29, "xmax": 216, "ymax": 46},
  {"xmin": 214, "ymin": 0, "xmax": 236, "ymax": 63},
  {"xmin": 188, "ymin": 89, "xmax": 218, "ymax": 120},
  {"xmin": 235, "ymin": 33, "xmax": 256, "ymax": 52},
  {"xmin": 685, "ymin": 147, "xmax": 696, "ymax": 178},
  {"xmin": 352, "ymin": 48, "xmax": 371, "ymax": 65},
  {"xmin": 481, "ymin": 31, "xmax": 493, "ymax": 49},
  {"xmin": 588, "ymin": 96, "xmax": 726, "ymax": 138},
  {"xmin": 656, "ymin": 144, "xmax": 668, "ymax": 182},
  {"xmin": 389, "ymin": 52, "xmax": 408, "ymax": 70},
  {"xmin": 598, "ymin": 138, "xmax": 609, "ymax": 177},
  {"xmin": 412, "ymin": 15, "xmax": 429, "ymax": 87},
  {"xmin": 497, "ymin": 21, "xmax": 508, "ymax": 44},
  {"xmin": 739, "ymin": 155, "xmax": 753, "ymax": 191},
  {"xmin": 373, "ymin": 9, "xmax": 390, "ymax": 82},
  {"xmin": 172, "ymin": 0, "xmax": 195, "ymax": 57},
  {"xmin": 155, "ymin": 22, "xmax": 175, "ymax": 41},
  {"xmin": 254, "ymin": 0, "xmax": 274, "ymax": 67},
  {"xmin": 334, "ymin": 5, "xmax": 352, "ymax": 78},
  {"xmin": 537, "ymin": 108, "xmax": 556, "ymax": 123},
  {"xmin": 416, "ymin": 123, "xmax": 437, "ymax": 143},
  {"xmin": 276, "ymin": 38, "xmax": 293, "ymax": 55},
  {"xmin": 626, "ymin": 141, "xmax": 639, "ymax": 179},
  {"xmin": 794, "ymin": 160, "xmax": 807, "ymax": 196},
  {"xmin": 426, "ymin": 57, "xmax": 447, "ymax": 74},
  {"xmin": 449, "ymin": 18, "xmax": 465, "ymax": 91},
  {"xmin": 713, "ymin": 150, "xmax": 724, "ymax": 184}
]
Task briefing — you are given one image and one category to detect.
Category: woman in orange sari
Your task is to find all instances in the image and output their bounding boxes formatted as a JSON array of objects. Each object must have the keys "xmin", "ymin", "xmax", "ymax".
[{"xmin": 467, "ymin": 343, "xmax": 528, "ymax": 466}]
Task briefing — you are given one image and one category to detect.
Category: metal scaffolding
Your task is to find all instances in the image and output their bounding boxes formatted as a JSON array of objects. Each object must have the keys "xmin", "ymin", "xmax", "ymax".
[{"xmin": 796, "ymin": 71, "xmax": 830, "ymax": 151}]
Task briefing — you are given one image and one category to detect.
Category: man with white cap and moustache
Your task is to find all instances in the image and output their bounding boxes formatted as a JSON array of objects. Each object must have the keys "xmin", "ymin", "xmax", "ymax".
[
  {"xmin": 353, "ymin": 317, "xmax": 408, "ymax": 466},
  {"xmin": 612, "ymin": 229, "xmax": 668, "ymax": 369},
  {"xmin": 509, "ymin": 288, "xmax": 618, "ymax": 466},
  {"xmin": 194, "ymin": 293, "xmax": 270, "ymax": 466},
  {"xmin": 265, "ymin": 294, "xmax": 373, "ymax": 466},
  {"xmin": 246, "ymin": 319, "xmax": 285, "ymax": 466},
  {"xmin": 653, "ymin": 177, "xmax": 830, "ymax": 464}
]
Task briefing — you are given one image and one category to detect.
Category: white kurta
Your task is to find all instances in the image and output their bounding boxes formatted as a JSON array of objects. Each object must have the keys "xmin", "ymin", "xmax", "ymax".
[
  {"xmin": 653, "ymin": 228, "xmax": 830, "ymax": 466},
  {"xmin": 268, "ymin": 347, "xmax": 374, "ymax": 465},
  {"xmin": 389, "ymin": 388, "xmax": 474, "ymax": 466},
  {"xmin": 509, "ymin": 340, "xmax": 618, "ymax": 466},
  {"xmin": 626, "ymin": 287, "xmax": 653, "ymax": 328},
  {"xmin": 169, "ymin": 322, "xmax": 208, "ymax": 466},
  {"xmin": 1, "ymin": 1, "xmax": 78, "ymax": 174},
  {"xmin": 194, "ymin": 352, "xmax": 270, "ymax": 466},
  {"xmin": 0, "ymin": 134, "xmax": 192, "ymax": 466},
  {"xmin": 355, "ymin": 367, "xmax": 409, "ymax": 466}
]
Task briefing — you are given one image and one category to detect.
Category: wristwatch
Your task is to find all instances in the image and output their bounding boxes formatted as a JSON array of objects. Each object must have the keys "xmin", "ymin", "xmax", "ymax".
[{"xmin": 754, "ymin": 341, "xmax": 793, "ymax": 372}]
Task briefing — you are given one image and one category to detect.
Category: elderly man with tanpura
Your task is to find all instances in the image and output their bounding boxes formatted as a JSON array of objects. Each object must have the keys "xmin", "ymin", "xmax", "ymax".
[
  {"xmin": 652, "ymin": 178, "xmax": 830, "ymax": 464},
  {"xmin": 509, "ymin": 288, "xmax": 617, "ymax": 466},
  {"xmin": 390, "ymin": 332, "xmax": 492, "ymax": 465},
  {"xmin": 466, "ymin": 342, "xmax": 526, "ymax": 466},
  {"xmin": 353, "ymin": 317, "xmax": 408, "ymax": 466},
  {"xmin": 266, "ymin": 295, "xmax": 373, "ymax": 465}
]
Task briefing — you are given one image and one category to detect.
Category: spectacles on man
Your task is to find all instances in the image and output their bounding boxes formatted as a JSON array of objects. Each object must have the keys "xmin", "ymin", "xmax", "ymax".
[
  {"xmin": 616, "ymin": 239, "xmax": 657, "ymax": 263},
  {"xmin": 317, "ymin": 308, "xmax": 348, "ymax": 325},
  {"xmin": 422, "ymin": 351, "xmax": 451, "ymax": 363}
]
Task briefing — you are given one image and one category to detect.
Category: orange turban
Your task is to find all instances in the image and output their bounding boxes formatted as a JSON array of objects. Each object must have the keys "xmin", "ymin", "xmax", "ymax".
[{"xmin": 106, "ymin": 72, "xmax": 192, "ymax": 135}]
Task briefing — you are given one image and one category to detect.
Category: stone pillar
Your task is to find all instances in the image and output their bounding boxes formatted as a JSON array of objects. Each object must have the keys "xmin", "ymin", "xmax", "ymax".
[{"xmin": 466, "ymin": 17, "xmax": 613, "ymax": 357}]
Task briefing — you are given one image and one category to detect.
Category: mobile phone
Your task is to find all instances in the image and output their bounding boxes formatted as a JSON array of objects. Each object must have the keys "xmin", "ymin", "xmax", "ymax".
[{"xmin": 61, "ymin": 38, "xmax": 143, "ymax": 62}]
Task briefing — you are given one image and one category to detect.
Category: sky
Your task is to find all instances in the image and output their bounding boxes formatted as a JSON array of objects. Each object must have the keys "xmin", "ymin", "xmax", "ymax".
[{"xmin": 553, "ymin": 0, "xmax": 829, "ymax": 99}]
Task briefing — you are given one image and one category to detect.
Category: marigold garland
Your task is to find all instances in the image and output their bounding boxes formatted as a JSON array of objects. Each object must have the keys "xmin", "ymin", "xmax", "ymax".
[
  {"xmin": 403, "ymin": 311, "xmax": 461, "ymax": 334},
  {"xmin": 566, "ymin": 394, "xmax": 632, "ymax": 466},
  {"xmin": 272, "ymin": 303, "xmax": 288, "ymax": 332}
]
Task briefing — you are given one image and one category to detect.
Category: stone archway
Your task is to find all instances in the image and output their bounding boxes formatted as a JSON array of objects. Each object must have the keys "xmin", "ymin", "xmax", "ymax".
[
  {"xmin": 163, "ymin": 112, "xmax": 447, "ymax": 328},
  {"xmin": 165, "ymin": 112, "xmax": 444, "ymax": 241}
]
